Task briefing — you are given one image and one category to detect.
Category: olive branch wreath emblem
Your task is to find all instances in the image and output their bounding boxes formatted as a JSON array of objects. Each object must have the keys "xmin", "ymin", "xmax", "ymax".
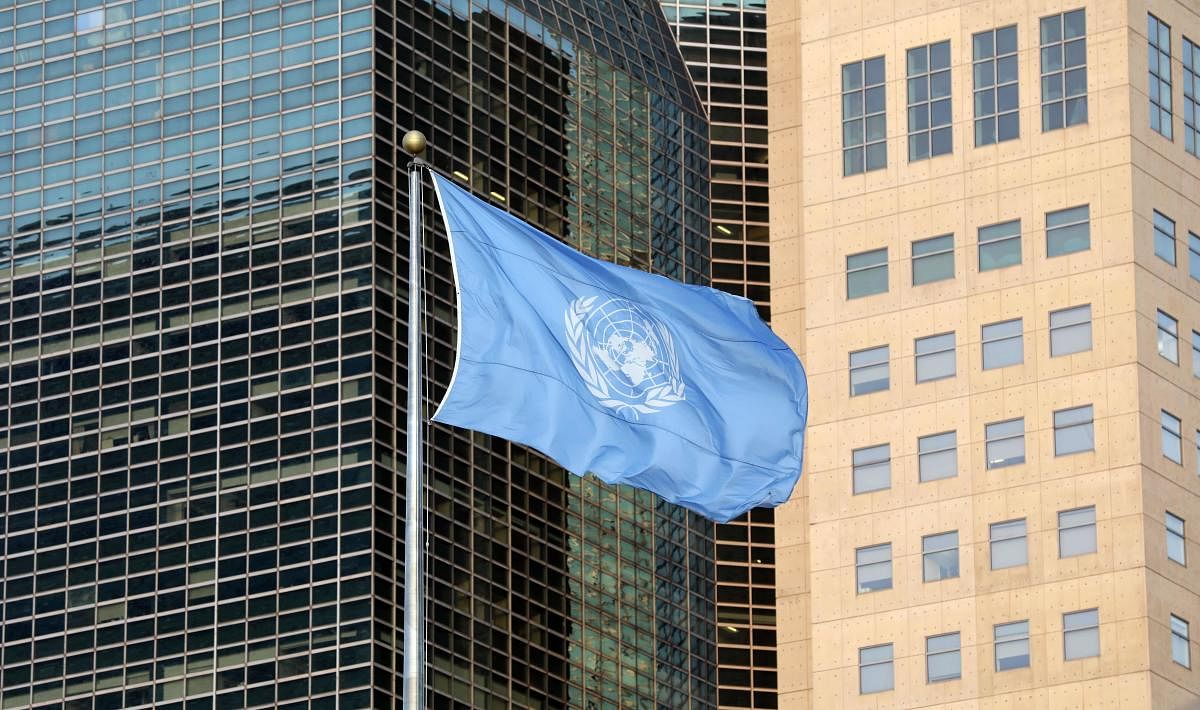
[{"xmin": 564, "ymin": 296, "xmax": 686, "ymax": 421}]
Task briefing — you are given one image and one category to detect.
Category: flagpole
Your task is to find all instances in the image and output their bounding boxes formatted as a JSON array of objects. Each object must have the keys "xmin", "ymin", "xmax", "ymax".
[{"xmin": 401, "ymin": 129, "xmax": 427, "ymax": 710}]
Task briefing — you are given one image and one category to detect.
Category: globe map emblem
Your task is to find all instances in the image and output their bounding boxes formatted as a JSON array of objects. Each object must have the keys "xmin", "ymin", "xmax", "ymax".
[
  {"xmin": 564, "ymin": 296, "xmax": 686, "ymax": 419},
  {"xmin": 587, "ymin": 299, "xmax": 672, "ymax": 399}
]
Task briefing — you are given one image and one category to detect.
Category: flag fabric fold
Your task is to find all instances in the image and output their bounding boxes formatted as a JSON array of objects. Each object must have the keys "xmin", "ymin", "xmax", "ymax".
[{"xmin": 429, "ymin": 172, "xmax": 807, "ymax": 523}]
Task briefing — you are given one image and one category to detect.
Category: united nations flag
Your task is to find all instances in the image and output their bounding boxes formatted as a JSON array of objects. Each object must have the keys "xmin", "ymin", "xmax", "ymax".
[{"xmin": 429, "ymin": 173, "xmax": 808, "ymax": 523}]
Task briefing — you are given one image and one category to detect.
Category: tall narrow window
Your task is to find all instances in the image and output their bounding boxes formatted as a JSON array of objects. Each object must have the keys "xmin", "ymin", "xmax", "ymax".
[
  {"xmin": 915, "ymin": 332, "xmax": 956, "ymax": 382},
  {"xmin": 922, "ymin": 531, "xmax": 959, "ymax": 582},
  {"xmin": 1058, "ymin": 506, "xmax": 1097, "ymax": 557},
  {"xmin": 926, "ymin": 632, "xmax": 962, "ymax": 682},
  {"xmin": 1046, "ymin": 204, "xmax": 1090, "ymax": 256},
  {"xmin": 1186, "ymin": 39, "xmax": 1200, "ymax": 156},
  {"xmin": 1157, "ymin": 310, "xmax": 1179, "ymax": 364},
  {"xmin": 912, "ymin": 234, "xmax": 954, "ymax": 285},
  {"xmin": 986, "ymin": 418, "xmax": 1025, "ymax": 469},
  {"xmin": 856, "ymin": 543, "xmax": 893, "ymax": 593},
  {"xmin": 847, "ymin": 248, "xmax": 888, "ymax": 298},
  {"xmin": 1064, "ymin": 609, "xmax": 1100, "ymax": 660},
  {"xmin": 990, "ymin": 518, "xmax": 1028, "ymax": 569},
  {"xmin": 978, "ymin": 219, "xmax": 1022, "ymax": 271},
  {"xmin": 1192, "ymin": 331, "xmax": 1200, "ymax": 378},
  {"xmin": 852, "ymin": 444, "xmax": 891, "ymax": 494},
  {"xmin": 982, "ymin": 318, "xmax": 1023, "ymax": 369},
  {"xmin": 1166, "ymin": 512, "xmax": 1186, "ymax": 565},
  {"xmin": 1149, "ymin": 14, "xmax": 1173, "ymax": 139},
  {"xmin": 1154, "ymin": 210, "xmax": 1176, "ymax": 265},
  {"xmin": 1040, "ymin": 9, "xmax": 1087, "ymax": 130},
  {"xmin": 1189, "ymin": 231, "xmax": 1200, "ymax": 281},
  {"xmin": 1172, "ymin": 615, "xmax": 1190, "ymax": 667},
  {"xmin": 1162, "ymin": 410, "xmax": 1182, "ymax": 464},
  {"xmin": 849, "ymin": 345, "xmax": 889, "ymax": 396},
  {"xmin": 907, "ymin": 40, "xmax": 952, "ymax": 161},
  {"xmin": 859, "ymin": 644, "xmax": 894, "ymax": 693},
  {"xmin": 1050, "ymin": 304, "xmax": 1092, "ymax": 356},
  {"xmin": 843, "ymin": 57, "xmax": 887, "ymax": 176},
  {"xmin": 918, "ymin": 431, "xmax": 957, "ymax": 482},
  {"xmin": 1054, "ymin": 405, "xmax": 1094, "ymax": 456},
  {"xmin": 995, "ymin": 620, "xmax": 1031, "ymax": 671},
  {"xmin": 974, "ymin": 25, "xmax": 1020, "ymax": 146}
]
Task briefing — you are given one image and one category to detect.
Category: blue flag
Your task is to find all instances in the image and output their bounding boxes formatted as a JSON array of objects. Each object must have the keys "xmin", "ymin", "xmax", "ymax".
[{"xmin": 430, "ymin": 173, "xmax": 808, "ymax": 522}]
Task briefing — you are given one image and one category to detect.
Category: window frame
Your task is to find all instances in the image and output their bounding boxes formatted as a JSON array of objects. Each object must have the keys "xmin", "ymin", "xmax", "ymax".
[
  {"xmin": 847, "ymin": 247, "xmax": 888, "ymax": 299},
  {"xmin": 1049, "ymin": 304, "xmax": 1092, "ymax": 357},
  {"xmin": 852, "ymin": 443, "xmax": 891, "ymax": 494},
  {"xmin": 978, "ymin": 219, "xmax": 1022, "ymax": 271},
  {"xmin": 842, "ymin": 56, "xmax": 887, "ymax": 176},
  {"xmin": 1063, "ymin": 608, "xmax": 1101, "ymax": 660},
  {"xmin": 918, "ymin": 430, "xmax": 958, "ymax": 482},
  {"xmin": 906, "ymin": 40, "xmax": 953, "ymax": 161},
  {"xmin": 915, "ymin": 331, "xmax": 956, "ymax": 383},
  {"xmin": 1193, "ymin": 331, "xmax": 1200, "ymax": 379},
  {"xmin": 982, "ymin": 317, "xmax": 1023, "ymax": 370},
  {"xmin": 912, "ymin": 233, "xmax": 955, "ymax": 285},
  {"xmin": 1057, "ymin": 505, "xmax": 1097, "ymax": 558},
  {"xmin": 1154, "ymin": 210, "xmax": 1176, "ymax": 265},
  {"xmin": 1163, "ymin": 410, "xmax": 1183, "ymax": 464},
  {"xmin": 858, "ymin": 643, "xmax": 894, "ymax": 694},
  {"xmin": 1172, "ymin": 614, "xmax": 1190, "ymax": 668},
  {"xmin": 1167, "ymin": 511, "xmax": 1186, "ymax": 566},
  {"xmin": 995, "ymin": 620, "xmax": 1031, "ymax": 671},
  {"xmin": 1157, "ymin": 309, "xmax": 1179, "ymax": 364},
  {"xmin": 990, "ymin": 518, "xmax": 1028, "ymax": 569},
  {"xmin": 849, "ymin": 345, "xmax": 890, "ymax": 397},
  {"xmin": 1045, "ymin": 204, "xmax": 1090, "ymax": 257},
  {"xmin": 1186, "ymin": 38, "xmax": 1200, "ymax": 156},
  {"xmin": 986, "ymin": 417, "xmax": 1026, "ymax": 469},
  {"xmin": 1053, "ymin": 404, "xmax": 1095, "ymax": 456},
  {"xmin": 922, "ymin": 530, "xmax": 959, "ymax": 582},
  {"xmin": 1149, "ymin": 14, "xmax": 1173, "ymax": 140},
  {"xmin": 925, "ymin": 632, "xmax": 962, "ymax": 683},
  {"xmin": 973, "ymin": 24, "xmax": 1020, "ymax": 145},
  {"xmin": 855, "ymin": 543, "xmax": 893, "ymax": 594},
  {"xmin": 1039, "ymin": 9, "xmax": 1088, "ymax": 131}
]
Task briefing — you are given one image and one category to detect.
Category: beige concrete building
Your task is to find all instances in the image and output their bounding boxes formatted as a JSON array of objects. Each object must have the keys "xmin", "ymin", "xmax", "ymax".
[{"xmin": 768, "ymin": 0, "xmax": 1200, "ymax": 706}]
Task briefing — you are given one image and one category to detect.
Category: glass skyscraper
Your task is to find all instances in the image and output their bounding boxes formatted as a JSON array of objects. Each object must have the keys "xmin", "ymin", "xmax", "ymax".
[{"xmin": 0, "ymin": 0, "xmax": 715, "ymax": 706}]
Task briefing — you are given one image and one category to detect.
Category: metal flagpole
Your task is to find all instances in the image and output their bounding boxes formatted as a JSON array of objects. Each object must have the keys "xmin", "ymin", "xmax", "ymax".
[{"xmin": 401, "ymin": 130, "xmax": 428, "ymax": 709}]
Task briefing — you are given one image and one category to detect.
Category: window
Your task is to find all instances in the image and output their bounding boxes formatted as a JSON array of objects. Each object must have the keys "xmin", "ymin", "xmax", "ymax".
[
  {"xmin": 1167, "ymin": 511, "xmax": 1186, "ymax": 565},
  {"xmin": 76, "ymin": 8, "xmax": 104, "ymax": 32},
  {"xmin": 1040, "ymin": 9, "xmax": 1087, "ymax": 130},
  {"xmin": 982, "ymin": 318, "xmax": 1023, "ymax": 369},
  {"xmin": 1193, "ymin": 332, "xmax": 1200, "ymax": 378},
  {"xmin": 978, "ymin": 219, "xmax": 1022, "ymax": 271},
  {"xmin": 1050, "ymin": 304, "xmax": 1092, "ymax": 356},
  {"xmin": 1058, "ymin": 506, "xmax": 1097, "ymax": 557},
  {"xmin": 849, "ymin": 345, "xmax": 889, "ymax": 396},
  {"xmin": 1054, "ymin": 405, "xmax": 1094, "ymax": 455},
  {"xmin": 995, "ymin": 621, "xmax": 1031, "ymax": 671},
  {"xmin": 1172, "ymin": 615, "xmax": 1191, "ymax": 667},
  {"xmin": 973, "ymin": 25, "xmax": 1020, "ymax": 145},
  {"xmin": 1187, "ymin": 39, "xmax": 1200, "ymax": 156},
  {"xmin": 1154, "ymin": 211, "xmax": 1176, "ymax": 265},
  {"xmin": 1157, "ymin": 310, "xmax": 1179, "ymax": 364},
  {"xmin": 912, "ymin": 234, "xmax": 954, "ymax": 285},
  {"xmin": 1190, "ymin": 232, "xmax": 1200, "ymax": 281},
  {"xmin": 926, "ymin": 632, "xmax": 961, "ymax": 682},
  {"xmin": 1046, "ymin": 205, "xmax": 1090, "ymax": 256},
  {"xmin": 918, "ymin": 431, "xmax": 957, "ymax": 482},
  {"xmin": 859, "ymin": 644, "xmax": 894, "ymax": 694},
  {"xmin": 856, "ymin": 543, "xmax": 892, "ymax": 593},
  {"xmin": 986, "ymin": 418, "xmax": 1026, "ymax": 469},
  {"xmin": 915, "ymin": 332, "xmax": 955, "ymax": 382},
  {"xmin": 907, "ymin": 40, "xmax": 952, "ymax": 161},
  {"xmin": 847, "ymin": 248, "xmax": 888, "ymax": 298},
  {"xmin": 1149, "ymin": 14, "xmax": 1173, "ymax": 139},
  {"xmin": 843, "ymin": 56, "xmax": 887, "ymax": 175},
  {"xmin": 852, "ymin": 444, "xmax": 891, "ymax": 494},
  {"xmin": 1064, "ymin": 609, "xmax": 1100, "ymax": 660},
  {"xmin": 922, "ymin": 531, "xmax": 959, "ymax": 582},
  {"xmin": 1162, "ymin": 410, "xmax": 1182, "ymax": 464},
  {"xmin": 990, "ymin": 518, "xmax": 1028, "ymax": 569}
]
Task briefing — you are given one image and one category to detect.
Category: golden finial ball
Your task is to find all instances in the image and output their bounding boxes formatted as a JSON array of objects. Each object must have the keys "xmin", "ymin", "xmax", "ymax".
[{"xmin": 402, "ymin": 130, "xmax": 427, "ymax": 156}]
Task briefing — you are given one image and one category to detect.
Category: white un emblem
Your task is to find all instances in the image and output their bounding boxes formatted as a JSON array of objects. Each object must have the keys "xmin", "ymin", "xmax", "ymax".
[{"xmin": 564, "ymin": 296, "xmax": 686, "ymax": 420}]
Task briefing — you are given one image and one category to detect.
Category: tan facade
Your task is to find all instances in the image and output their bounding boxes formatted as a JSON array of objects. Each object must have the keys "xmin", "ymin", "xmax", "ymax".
[{"xmin": 768, "ymin": 0, "xmax": 1200, "ymax": 707}]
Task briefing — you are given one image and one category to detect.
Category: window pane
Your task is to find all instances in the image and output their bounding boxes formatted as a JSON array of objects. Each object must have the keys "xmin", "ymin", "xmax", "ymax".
[
  {"xmin": 982, "ymin": 319, "xmax": 1023, "ymax": 369},
  {"xmin": 991, "ymin": 519, "xmax": 1027, "ymax": 569},
  {"xmin": 1050, "ymin": 305, "xmax": 1092, "ymax": 356},
  {"xmin": 850, "ymin": 346, "xmax": 890, "ymax": 396},
  {"xmin": 927, "ymin": 650, "xmax": 961, "ymax": 682},
  {"xmin": 995, "ymin": 621, "xmax": 1030, "ymax": 671},
  {"xmin": 919, "ymin": 430, "xmax": 957, "ymax": 481},
  {"xmin": 1163, "ymin": 410, "xmax": 1183, "ymax": 463},
  {"xmin": 1054, "ymin": 405, "xmax": 1094, "ymax": 455},
  {"xmin": 1167, "ymin": 512, "xmax": 1186, "ymax": 565},
  {"xmin": 1154, "ymin": 210, "xmax": 1176, "ymax": 265},
  {"xmin": 853, "ymin": 444, "xmax": 891, "ymax": 494},
  {"xmin": 1064, "ymin": 626, "xmax": 1099, "ymax": 660},
  {"xmin": 1157, "ymin": 310, "xmax": 1179, "ymax": 363},
  {"xmin": 1046, "ymin": 205, "xmax": 1090, "ymax": 256},
  {"xmin": 913, "ymin": 234, "xmax": 955, "ymax": 284},
  {"xmin": 915, "ymin": 332, "xmax": 955, "ymax": 382},
  {"xmin": 857, "ymin": 544, "xmax": 892, "ymax": 593},
  {"xmin": 986, "ymin": 418, "xmax": 1025, "ymax": 468}
]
